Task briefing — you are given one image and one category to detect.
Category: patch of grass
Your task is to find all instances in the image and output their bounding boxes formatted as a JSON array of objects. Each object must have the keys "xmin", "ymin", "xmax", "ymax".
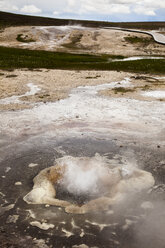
[
  {"xmin": 0, "ymin": 46, "xmax": 164, "ymax": 74},
  {"xmin": 99, "ymin": 59, "xmax": 165, "ymax": 74},
  {"xmin": 16, "ymin": 34, "xmax": 35, "ymax": 43},
  {"xmin": 0, "ymin": 46, "xmax": 108, "ymax": 70},
  {"xmin": 0, "ymin": 72, "xmax": 5, "ymax": 76},
  {"xmin": 124, "ymin": 36, "xmax": 154, "ymax": 45},
  {"xmin": 113, "ymin": 87, "xmax": 135, "ymax": 94},
  {"xmin": 109, "ymin": 55, "xmax": 125, "ymax": 60},
  {"xmin": 86, "ymin": 75, "xmax": 101, "ymax": 79}
]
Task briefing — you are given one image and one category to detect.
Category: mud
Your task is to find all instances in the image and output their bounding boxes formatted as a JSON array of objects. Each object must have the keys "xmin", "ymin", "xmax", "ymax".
[{"xmin": 0, "ymin": 134, "xmax": 165, "ymax": 248}]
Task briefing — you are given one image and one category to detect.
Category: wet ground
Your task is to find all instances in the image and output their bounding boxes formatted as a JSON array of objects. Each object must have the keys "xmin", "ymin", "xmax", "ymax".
[
  {"xmin": 0, "ymin": 73, "xmax": 165, "ymax": 248},
  {"xmin": 0, "ymin": 131, "xmax": 165, "ymax": 248}
]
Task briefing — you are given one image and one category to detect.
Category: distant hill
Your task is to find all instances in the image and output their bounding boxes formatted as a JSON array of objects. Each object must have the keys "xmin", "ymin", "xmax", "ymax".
[{"xmin": 0, "ymin": 11, "xmax": 165, "ymax": 30}]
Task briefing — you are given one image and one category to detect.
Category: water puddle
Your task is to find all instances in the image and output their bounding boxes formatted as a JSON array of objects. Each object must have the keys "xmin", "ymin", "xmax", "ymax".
[{"xmin": 111, "ymin": 56, "xmax": 165, "ymax": 62}]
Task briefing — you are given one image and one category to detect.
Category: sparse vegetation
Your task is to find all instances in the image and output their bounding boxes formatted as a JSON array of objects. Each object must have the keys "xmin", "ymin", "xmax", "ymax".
[
  {"xmin": 124, "ymin": 36, "xmax": 154, "ymax": 45},
  {"xmin": 113, "ymin": 87, "xmax": 135, "ymax": 94},
  {"xmin": 100, "ymin": 77, "xmax": 165, "ymax": 99},
  {"xmin": 86, "ymin": 75, "xmax": 101, "ymax": 79},
  {"xmin": 16, "ymin": 34, "xmax": 35, "ymax": 43},
  {"xmin": 6, "ymin": 74, "xmax": 17, "ymax": 78},
  {"xmin": 0, "ymin": 46, "xmax": 164, "ymax": 74}
]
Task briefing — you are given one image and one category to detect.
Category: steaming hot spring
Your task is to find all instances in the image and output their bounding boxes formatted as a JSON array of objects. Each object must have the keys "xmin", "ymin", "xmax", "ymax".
[{"xmin": 24, "ymin": 154, "xmax": 155, "ymax": 214}]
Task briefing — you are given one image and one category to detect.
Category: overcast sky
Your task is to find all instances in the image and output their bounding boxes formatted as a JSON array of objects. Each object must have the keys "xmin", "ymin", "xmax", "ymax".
[{"xmin": 0, "ymin": 0, "xmax": 165, "ymax": 22}]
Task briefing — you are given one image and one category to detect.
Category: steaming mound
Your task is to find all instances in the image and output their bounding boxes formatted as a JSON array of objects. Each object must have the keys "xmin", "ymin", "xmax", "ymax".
[{"xmin": 23, "ymin": 154, "xmax": 155, "ymax": 214}]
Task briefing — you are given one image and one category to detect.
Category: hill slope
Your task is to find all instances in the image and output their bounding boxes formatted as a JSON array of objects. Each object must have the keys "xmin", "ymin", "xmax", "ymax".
[{"xmin": 0, "ymin": 11, "xmax": 165, "ymax": 30}]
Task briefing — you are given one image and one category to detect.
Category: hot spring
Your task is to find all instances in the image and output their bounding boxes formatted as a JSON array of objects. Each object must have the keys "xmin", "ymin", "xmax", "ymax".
[{"xmin": 23, "ymin": 153, "xmax": 155, "ymax": 214}]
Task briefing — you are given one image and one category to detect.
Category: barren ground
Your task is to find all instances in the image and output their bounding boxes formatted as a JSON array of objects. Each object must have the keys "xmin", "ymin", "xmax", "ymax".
[
  {"xmin": 0, "ymin": 69, "xmax": 129, "ymax": 110},
  {"xmin": 0, "ymin": 26, "xmax": 165, "ymax": 56},
  {"xmin": 0, "ymin": 26, "xmax": 165, "ymax": 248}
]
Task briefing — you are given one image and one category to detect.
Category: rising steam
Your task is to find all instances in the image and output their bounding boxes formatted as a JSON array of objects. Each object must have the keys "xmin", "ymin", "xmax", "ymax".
[{"xmin": 55, "ymin": 153, "xmax": 154, "ymax": 199}]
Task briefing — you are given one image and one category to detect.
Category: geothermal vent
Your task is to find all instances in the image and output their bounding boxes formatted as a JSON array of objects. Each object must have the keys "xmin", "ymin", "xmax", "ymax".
[{"xmin": 24, "ymin": 154, "xmax": 154, "ymax": 214}]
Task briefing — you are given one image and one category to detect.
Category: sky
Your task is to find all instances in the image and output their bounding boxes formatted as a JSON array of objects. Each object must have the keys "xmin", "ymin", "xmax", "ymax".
[{"xmin": 0, "ymin": 0, "xmax": 165, "ymax": 22}]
